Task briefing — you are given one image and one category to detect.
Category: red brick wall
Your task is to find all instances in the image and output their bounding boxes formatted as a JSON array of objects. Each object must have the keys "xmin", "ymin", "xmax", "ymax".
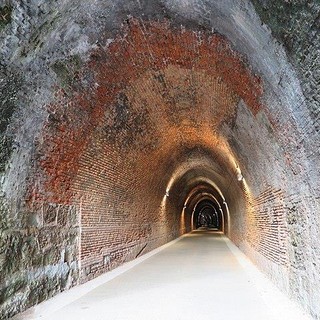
[
  {"xmin": 24, "ymin": 19, "xmax": 312, "ymax": 301},
  {"xmin": 2, "ymin": 3, "xmax": 319, "ymax": 319},
  {"xmin": 27, "ymin": 18, "xmax": 264, "ymax": 281}
]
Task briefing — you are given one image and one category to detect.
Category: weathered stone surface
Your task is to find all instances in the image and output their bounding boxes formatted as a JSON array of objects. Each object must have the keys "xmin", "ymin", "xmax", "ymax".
[{"xmin": 0, "ymin": 0, "xmax": 319, "ymax": 319}]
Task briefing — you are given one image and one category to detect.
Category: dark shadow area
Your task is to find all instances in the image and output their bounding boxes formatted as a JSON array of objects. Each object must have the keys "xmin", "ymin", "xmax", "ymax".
[{"xmin": 193, "ymin": 199, "xmax": 222, "ymax": 231}]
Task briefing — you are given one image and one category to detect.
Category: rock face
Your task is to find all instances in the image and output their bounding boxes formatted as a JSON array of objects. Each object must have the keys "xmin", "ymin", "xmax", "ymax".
[{"xmin": 0, "ymin": 0, "xmax": 319, "ymax": 318}]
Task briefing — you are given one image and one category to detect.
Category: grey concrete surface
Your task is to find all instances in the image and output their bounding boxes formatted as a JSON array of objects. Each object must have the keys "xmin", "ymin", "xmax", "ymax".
[{"xmin": 20, "ymin": 230, "xmax": 310, "ymax": 320}]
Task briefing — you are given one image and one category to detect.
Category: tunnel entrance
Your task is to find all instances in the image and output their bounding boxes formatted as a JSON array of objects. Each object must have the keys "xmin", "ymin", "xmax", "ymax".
[{"xmin": 193, "ymin": 199, "xmax": 222, "ymax": 230}]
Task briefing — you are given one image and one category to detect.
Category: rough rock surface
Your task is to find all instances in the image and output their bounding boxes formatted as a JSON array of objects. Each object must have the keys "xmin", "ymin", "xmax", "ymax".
[{"xmin": 0, "ymin": 1, "xmax": 319, "ymax": 319}]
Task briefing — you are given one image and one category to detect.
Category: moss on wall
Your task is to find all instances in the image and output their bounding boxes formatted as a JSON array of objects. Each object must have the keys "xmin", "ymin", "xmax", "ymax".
[
  {"xmin": 0, "ymin": 64, "xmax": 21, "ymax": 173},
  {"xmin": 251, "ymin": 0, "xmax": 320, "ymax": 116},
  {"xmin": 51, "ymin": 55, "xmax": 83, "ymax": 92},
  {"xmin": 0, "ymin": 5, "xmax": 12, "ymax": 31},
  {"xmin": 251, "ymin": 1, "xmax": 316, "ymax": 52}
]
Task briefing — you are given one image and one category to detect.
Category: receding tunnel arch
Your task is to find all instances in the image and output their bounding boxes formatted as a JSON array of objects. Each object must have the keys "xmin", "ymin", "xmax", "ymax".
[
  {"xmin": 1, "ymin": 1, "xmax": 319, "ymax": 319},
  {"xmin": 186, "ymin": 182, "xmax": 231, "ymax": 234},
  {"xmin": 193, "ymin": 199, "xmax": 222, "ymax": 230},
  {"xmin": 190, "ymin": 195, "xmax": 225, "ymax": 232},
  {"xmin": 178, "ymin": 177, "xmax": 230, "ymax": 235},
  {"xmin": 0, "ymin": 18, "xmax": 274, "ymax": 316},
  {"xmin": 156, "ymin": 145, "xmax": 239, "ymax": 238}
]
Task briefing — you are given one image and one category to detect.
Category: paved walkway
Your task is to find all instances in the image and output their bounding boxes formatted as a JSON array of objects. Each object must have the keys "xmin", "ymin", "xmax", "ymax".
[{"xmin": 16, "ymin": 230, "xmax": 310, "ymax": 320}]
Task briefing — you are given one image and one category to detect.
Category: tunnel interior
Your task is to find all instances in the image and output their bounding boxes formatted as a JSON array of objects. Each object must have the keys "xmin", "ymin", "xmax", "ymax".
[
  {"xmin": 193, "ymin": 199, "xmax": 222, "ymax": 230},
  {"xmin": 0, "ymin": 1, "xmax": 319, "ymax": 319}
]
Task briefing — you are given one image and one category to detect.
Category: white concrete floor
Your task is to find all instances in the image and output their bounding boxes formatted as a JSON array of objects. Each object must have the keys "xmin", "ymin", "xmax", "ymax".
[{"xmin": 15, "ymin": 230, "xmax": 311, "ymax": 320}]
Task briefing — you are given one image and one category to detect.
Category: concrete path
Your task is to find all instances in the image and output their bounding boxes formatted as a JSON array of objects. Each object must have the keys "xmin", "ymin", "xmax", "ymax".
[{"xmin": 15, "ymin": 230, "xmax": 311, "ymax": 320}]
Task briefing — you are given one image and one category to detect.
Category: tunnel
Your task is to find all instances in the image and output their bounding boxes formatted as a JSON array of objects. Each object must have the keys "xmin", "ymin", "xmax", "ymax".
[
  {"xmin": 0, "ymin": 0, "xmax": 319, "ymax": 319},
  {"xmin": 193, "ymin": 199, "xmax": 222, "ymax": 230}
]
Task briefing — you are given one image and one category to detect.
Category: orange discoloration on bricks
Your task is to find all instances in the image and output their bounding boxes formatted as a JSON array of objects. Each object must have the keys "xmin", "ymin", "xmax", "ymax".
[{"xmin": 28, "ymin": 18, "xmax": 263, "ymax": 207}]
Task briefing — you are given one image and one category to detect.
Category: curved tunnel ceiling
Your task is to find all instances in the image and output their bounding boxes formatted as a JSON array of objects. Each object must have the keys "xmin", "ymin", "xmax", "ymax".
[
  {"xmin": 0, "ymin": 1, "xmax": 319, "ymax": 318},
  {"xmin": 26, "ymin": 18, "xmax": 261, "ymax": 205}
]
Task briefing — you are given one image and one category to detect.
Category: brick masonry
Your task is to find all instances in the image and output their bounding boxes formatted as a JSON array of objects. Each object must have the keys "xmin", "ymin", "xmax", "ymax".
[{"xmin": 0, "ymin": 1, "xmax": 319, "ymax": 319}]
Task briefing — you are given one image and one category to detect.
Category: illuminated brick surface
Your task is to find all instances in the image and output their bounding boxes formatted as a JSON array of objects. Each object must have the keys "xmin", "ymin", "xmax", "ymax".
[{"xmin": 0, "ymin": 1, "xmax": 319, "ymax": 318}]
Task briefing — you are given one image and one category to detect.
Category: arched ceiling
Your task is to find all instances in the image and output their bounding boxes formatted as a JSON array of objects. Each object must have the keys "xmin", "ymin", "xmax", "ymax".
[{"xmin": 0, "ymin": 1, "xmax": 319, "ymax": 318}]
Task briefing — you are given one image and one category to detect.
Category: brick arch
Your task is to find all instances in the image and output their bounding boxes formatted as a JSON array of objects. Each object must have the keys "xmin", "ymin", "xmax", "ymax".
[{"xmin": 29, "ymin": 18, "xmax": 263, "ymax": 207}]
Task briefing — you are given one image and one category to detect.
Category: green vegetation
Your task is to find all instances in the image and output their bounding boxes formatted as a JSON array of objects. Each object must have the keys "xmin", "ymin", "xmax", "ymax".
[
  {"xmin": 0, "ymin": 5, "xmax": 12, "ymax": 30},
  {"xmin": 51, "ymin": 55, "xmax": 82, "ymax": 90}
]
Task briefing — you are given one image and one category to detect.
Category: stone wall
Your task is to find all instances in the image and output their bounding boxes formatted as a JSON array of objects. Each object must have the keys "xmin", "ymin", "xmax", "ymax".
[{"xmin": 0, "ymin": 1, "xmax": 319, "ymax": 319}]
